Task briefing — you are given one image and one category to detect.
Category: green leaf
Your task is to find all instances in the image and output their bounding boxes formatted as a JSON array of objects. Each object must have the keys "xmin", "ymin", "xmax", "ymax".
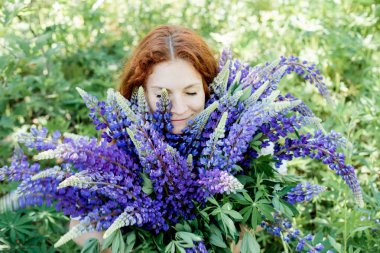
[
  {"xmin": 279, "ymin": 199, "xmax": 296, "ymax": 218},
  {"xmin": 178, "ymin": 233, "xmax": 194, "ymax": 248},
  {"xmin": 176, "ymin": 231, "xmax": 202, "ymax": 243},
  {"xmin": 222, "ymin": 202, "xmax": 232, "ymax": 211},
  {"xmin": 220, "ymin": 213, "xmax": 237, "ymax": 236},
  {"xmin": 102, "ymin": 230, "xmax": 118, "ymax": 250},
  {"xmin": 257, "ymin": 203, "xmax": 275, "ymax": 221},
  {"xmin": 81, "ymin": 238, "xmax": 100, "ymax": 253},
  {"xmin": 272, "ymin": 195, "xmax": 281, "ymax": 211},
  {"xmin": 164, "ymin": 241, "xmax": 175, "ymax": 253},
  {"xmin": 183, "ymin": 223, "xmax": 191, "ymax": 232},
  {"xmin": 239, "ymin": 86, "xmax": 253, "ymax": 102},
  {"xmin": 210, "ymin": 233, "xmax": 227, "ymax": 248},
  {"xmin": 235, "ymin": 175, "xmax": 255, "ymax": 186},
  {"xmin": 250, "ymin": 207, "xmax": 261, "ymax": 229},
  {"xmin": 141, "ymin": 173, "xmax": 153, "ymax": 195},
  {"xmin": 175, "ymin": 243, "xmax": 187, "ymax": 253},
  {"xmin": 241, "ymin": 231, "xmax": 260, "ymax": 253},
  {"xmin": 209, "ymin": 225, "xmax": 227, "ymax": 248},
  {"xmin": 243, "ymin": 192, "xmax": 254, "ymax": 203},
  {"xmin": 224, "ymin": 209, "xmax": 243, "ymax": 221},
  {"xmin": 199, "ymin": 209, "xmax": 210, "ymax": 222},
  {"xmin": 125, "ymin": 231, "xmax": 136, "ymax": 253},
  {"xmin": 254, "ymin": 191, "xmax": 264, "ymax": 202},
  {"xmin": 230, "ymin": 193, "xmax": 251, "ymax": 205},
  {"xmin": 207, "ymin": 197, "xmax": 219, "ymax": 206},
  {"xmin": 241, "ymin": 206, "xmax": 253, "ymax": 223},
  {"xmin": 328, "ymin": 235, "xmax": 342, "ymax": 252}
]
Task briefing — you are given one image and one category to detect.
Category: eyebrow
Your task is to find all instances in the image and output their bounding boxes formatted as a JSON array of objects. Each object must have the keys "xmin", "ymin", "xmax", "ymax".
[{"xmin": 150, "ymin": 83, "xmax": 202, "ymax": 90}]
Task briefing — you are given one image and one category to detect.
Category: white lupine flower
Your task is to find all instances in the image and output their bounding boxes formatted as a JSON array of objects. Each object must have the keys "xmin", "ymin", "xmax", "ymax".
[
  {"xmin": 278, "ymin": 160, "xmax": 288, "ymax": 175},
  {"xmin": 219, "ymin": 171, "xmax": 244, "ymax": 194},
  {"xmin": 258, "ymin": 142, "xmax": 288, "ymax": 174},
  {"xmin": 259, "ymin": 142, "xmax": 275, "ymax": 156}
]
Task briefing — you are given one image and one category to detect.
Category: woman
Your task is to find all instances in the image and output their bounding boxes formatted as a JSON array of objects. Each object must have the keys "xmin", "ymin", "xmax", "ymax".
[
  {"xmin": 70, "ymin": 24, "xmax": 241, "ymax": 251},
  {"xmin": 119, "ymin": 24, "xmax": 218, "ymax": 134}
]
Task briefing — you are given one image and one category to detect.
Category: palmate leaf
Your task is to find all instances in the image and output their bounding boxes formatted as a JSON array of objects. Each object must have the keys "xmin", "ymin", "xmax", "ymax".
[
  {"xmin": 209, "ymin": 224, "xmax": 227, "ymax": 248},
  {"xmin": 164, "ymin": 229, "xmax": 203, "ymax": 253},
  {"xmin": 81, "ymin": 238, "xmax": 100, "ymax": 253},
  {"xmin": 0, "ymin": 211, "xmax": 35, "ymax": 242},
  {"xmin": 241, "ymin": 231, "xmax": 260, "ymax": 253},
  {"xmin": 101, "ymin": 229, "xmax": 136, "ymax": 253}
]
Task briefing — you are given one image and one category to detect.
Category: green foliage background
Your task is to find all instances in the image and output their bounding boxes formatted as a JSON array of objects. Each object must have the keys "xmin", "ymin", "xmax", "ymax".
[{"xmin": 0, "ymin": 0, "xmax": 379, "ymax": 252}]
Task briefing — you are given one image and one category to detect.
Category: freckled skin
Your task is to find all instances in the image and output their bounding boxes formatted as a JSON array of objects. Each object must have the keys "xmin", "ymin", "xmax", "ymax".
[{"xmin": 145, "ymin": 58, "xmax": 206, "ymax": 134}]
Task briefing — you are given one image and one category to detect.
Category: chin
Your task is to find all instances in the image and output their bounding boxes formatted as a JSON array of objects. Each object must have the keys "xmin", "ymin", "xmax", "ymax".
[
  {"xmin": 172, "ymin": 125, "xmax": 186, "ymax": 135},
  {"xmin": 172, "ymin": 128, "xmax": 182, "ymax": 135}
]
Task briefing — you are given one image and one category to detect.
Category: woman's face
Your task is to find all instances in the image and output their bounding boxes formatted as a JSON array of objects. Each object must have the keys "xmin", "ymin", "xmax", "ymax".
[{"xmin": 145, "ymin": 58, "xmax": 206, "ymax": 134}]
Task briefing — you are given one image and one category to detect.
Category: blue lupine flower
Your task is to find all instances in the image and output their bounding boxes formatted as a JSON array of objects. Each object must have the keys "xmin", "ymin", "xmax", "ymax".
[{"xmin": 285, "ymin": 182, "xmax": 326, "ymax": 204}]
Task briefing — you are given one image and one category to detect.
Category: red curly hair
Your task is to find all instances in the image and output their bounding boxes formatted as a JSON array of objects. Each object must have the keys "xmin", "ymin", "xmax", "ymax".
[{"xmin": 118, "ymin": 25, "xmax": 218, "ymax": 100}]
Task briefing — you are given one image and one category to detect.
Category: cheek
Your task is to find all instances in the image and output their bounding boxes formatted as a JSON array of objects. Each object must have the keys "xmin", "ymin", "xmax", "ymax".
[
  {"xmin": 188, "ymin": 93, "xmax": 205, "ymax": 113},
  {"xmin": 146, "ymin": 93, "xmax": 158, "ymax": 112}
]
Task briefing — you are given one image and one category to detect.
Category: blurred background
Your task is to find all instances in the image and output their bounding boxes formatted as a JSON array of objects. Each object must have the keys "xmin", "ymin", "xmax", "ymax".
[{"xmin": 0, "ymin": 0, "xmax": 379, "ymax": 252}]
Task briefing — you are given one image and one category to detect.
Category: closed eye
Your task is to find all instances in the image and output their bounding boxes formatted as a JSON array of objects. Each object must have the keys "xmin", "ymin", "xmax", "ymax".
[{"xmin": 186, "ymin": 92, "xmax": 197, "ymax": 96}]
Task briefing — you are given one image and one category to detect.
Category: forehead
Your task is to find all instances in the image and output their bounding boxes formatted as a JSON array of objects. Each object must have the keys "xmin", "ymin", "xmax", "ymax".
[{"xmin": 146, "ymin": 58, "xmax": 202, "ymax": 91}]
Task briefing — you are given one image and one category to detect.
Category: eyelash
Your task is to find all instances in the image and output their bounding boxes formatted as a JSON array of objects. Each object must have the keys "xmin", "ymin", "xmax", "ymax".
[{"xmin": 155, "ymin": 92, "xmax": 197, "ymax": 98}]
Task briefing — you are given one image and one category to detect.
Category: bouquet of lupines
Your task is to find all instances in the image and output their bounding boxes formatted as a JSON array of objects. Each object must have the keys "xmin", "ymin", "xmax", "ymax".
[{"xmin": 0, "ymin": 49, "xmax": 364, "ymax": 253}]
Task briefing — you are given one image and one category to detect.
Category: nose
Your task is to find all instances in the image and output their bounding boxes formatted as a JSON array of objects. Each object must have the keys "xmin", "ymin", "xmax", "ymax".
[{"xmin": 170, "ymin": 95, "xmax": 187, "ymax": 116}]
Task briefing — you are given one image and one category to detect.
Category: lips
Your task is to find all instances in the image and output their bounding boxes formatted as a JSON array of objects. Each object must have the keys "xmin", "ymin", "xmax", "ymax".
[
  {"xmin": 171, "ymin": 115, "xmax": 192, "ymax": 122},
  {"xmin": 171, "ymin": 118, "xmax": 188, "ymax": 122}
]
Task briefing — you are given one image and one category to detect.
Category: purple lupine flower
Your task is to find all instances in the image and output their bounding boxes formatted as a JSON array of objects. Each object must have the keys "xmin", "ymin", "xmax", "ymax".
[
  {"xmin": 220, "ymin": 100, "xmax": 285, "ymax": 172},
  {"xmin": 131, "ymin": 122, "xmax": 200, "ymax": 224},
  {"xmin": 197, "ymin": 169, "xmax": 243, "ymax": 195},
  {"xmin": 239, "ymin": 55, "xmax": 331, "ymax": 105},
  {"xmin": 185, "ymin": 241, "xmax": 208, "ymax": 253},
  {"xmin": 18, "ymin": 126, "xmax": 61, "ymax": 151},
  {"xmin": 262, "ymin": 213, "xmax": 326, "ymax": 253},
  {"xmin": 0, "ymin": 147, "xmax": 40, "ymax": 182},
  {"xmin": 218, "ymin": 48, "xmax": 252, "ymax": 89},
  {"xmin": 285, "ymin": 182, "xmax": 326, "ymax": 204},
  {"xmin": 274, "ymin": 130, "xmax": 363, "ymax": 206}
]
